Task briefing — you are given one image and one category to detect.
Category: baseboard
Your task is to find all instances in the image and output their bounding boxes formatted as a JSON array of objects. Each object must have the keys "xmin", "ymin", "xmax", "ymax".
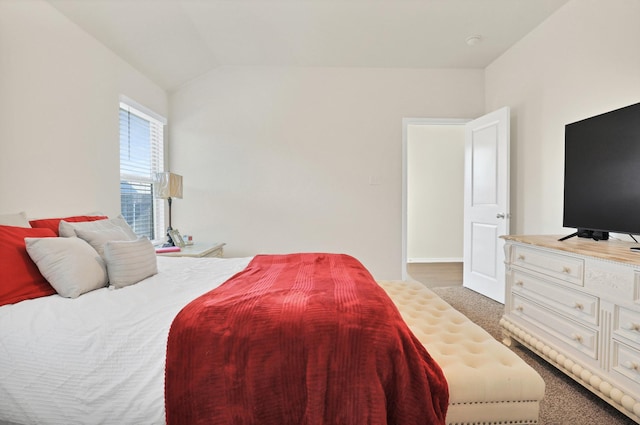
[{"xmin": 407, "ymin": 258, "xmax": 463, "ymax": 263}]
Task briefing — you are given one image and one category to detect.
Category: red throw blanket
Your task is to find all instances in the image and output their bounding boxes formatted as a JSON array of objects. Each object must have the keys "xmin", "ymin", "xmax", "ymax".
[{"xmin": 165, "ymin": 253, "xmax": 448, "ymax": 425}]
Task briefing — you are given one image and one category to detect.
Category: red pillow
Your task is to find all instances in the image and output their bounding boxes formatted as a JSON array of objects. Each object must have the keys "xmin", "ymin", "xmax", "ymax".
[
  {"xmin": 0, "ymin": 225, "xmax": 57, "ymax": 306},
  {"xmin": 29, "ymin": 215, "xmax": 108, "ymax": 236}
]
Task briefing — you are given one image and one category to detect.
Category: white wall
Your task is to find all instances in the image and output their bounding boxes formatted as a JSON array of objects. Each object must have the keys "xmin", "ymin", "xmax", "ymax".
[
  {"xmin": 407, "ymin": 124, "xmax": 465, "ymax": 262},
  {"xmin": 0, "ymin": 1, "xmax": 167, "ymax": 219},
  {"xmin": 4, "ymin": 0, "xmax": 633, "ymax": 280},
  {"xmin": 485, "ymin": 0, "xmax": 640, "ymax": 236},
  {"xmin": 170, "ymin": 67, "xmax": 484, "ymax": 278}
]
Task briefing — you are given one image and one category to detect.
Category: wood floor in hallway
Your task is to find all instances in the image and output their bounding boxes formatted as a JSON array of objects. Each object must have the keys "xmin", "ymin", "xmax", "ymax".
[{"xmin": 406, "ymin": 262, "xmax": 462, "ymax": 288}]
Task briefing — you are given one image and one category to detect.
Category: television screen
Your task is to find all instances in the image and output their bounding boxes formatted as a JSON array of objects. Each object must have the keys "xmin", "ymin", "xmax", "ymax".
[{"xmin": 563, "ymin": 102, "xmax": 640, "ymax": 237}]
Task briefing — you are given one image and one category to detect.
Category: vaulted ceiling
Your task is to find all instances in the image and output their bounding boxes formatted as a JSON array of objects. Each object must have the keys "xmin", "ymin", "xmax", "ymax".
[{"xmin": 48, "ymin": 0, "xmax": 570, "ymax": 91}]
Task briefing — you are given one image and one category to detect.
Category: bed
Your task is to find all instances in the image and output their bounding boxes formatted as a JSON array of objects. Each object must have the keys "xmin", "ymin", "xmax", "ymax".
[
  {"xmin": 0, "ymin": 255, "xmax": 250, "ymax": 425},
  {"xmin": 0, "ymin": 215, "xmax": 544, "ymax": 425}
]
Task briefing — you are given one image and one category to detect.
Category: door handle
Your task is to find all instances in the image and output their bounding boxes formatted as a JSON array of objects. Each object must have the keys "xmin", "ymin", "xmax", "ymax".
[{"xmin": 496, "ymin": 213, "xmax": 506, "ymax": 219}]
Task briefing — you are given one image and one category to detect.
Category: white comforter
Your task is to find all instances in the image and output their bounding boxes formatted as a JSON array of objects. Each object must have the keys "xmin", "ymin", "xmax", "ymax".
[{"xmin": 0, "ymin": 256, "xmax": 252, "ymax": 425}]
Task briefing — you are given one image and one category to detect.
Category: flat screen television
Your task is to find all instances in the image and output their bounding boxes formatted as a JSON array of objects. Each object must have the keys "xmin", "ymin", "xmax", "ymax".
[{"xmin": 561, "ymin": 101, "xmax": 640, "ymax": 241}]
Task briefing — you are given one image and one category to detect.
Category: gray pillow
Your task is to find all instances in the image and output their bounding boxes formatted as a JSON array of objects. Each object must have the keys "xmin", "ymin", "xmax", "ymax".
[
  {"xmin": 75, "ymin": 226, "xmax": 132, "ymax": 258},
  {"xmin": 25, "ymin": 237, "xmax": 108, "ymax": 298},
  {"xmin": 103, "ymin": 237, "xmax": 158, "ymax": 289},
  {"xmin": 59, "ymin": 216, "xmax": 137, "ymax": 240},
  {"xmin": 0, "ymin": 211, "xmax": 30, "ymax": 227}
]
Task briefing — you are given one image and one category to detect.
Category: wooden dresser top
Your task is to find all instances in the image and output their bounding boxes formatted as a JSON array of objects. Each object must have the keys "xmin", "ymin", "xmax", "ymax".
[{"xmin": 502, "ymin": 234, "xmax": 640, "ymax": 266}]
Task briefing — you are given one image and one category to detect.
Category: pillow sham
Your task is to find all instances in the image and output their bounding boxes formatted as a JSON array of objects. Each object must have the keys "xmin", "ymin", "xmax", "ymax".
[
  {"xmin": 59, "ymin": 216, "xmax": 137, "ymax": 240},
  {"xmin": 25, "ymin": 237, "xmax": 108, "ymax": 298},
  {"xmin": 103, "ymin": 237, "xmax": 158, "ymax": 288},
  {"xmin": 29, "ymin": 215, "xmax": 108, "ymax": 236},
  {"xmin": 75, "ymin": 226, "xmax": 133, "ymax": 258},
  {"xmin": 0, "ymin": 211, "xmax": 30, "ymax": 228},
  {"xmin": 0, "ymin": 225, "xmax": 57, "ymax": 306}
]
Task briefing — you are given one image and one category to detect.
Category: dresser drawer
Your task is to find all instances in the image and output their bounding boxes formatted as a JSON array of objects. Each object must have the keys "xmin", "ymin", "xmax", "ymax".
[
  {"xmin": 511, "ymin": 270, "xmax": 598, "ymax": 326},
  {"xmin": 512, "ymin": 245, "xmax": 584, "ymax": 286},
  {"xmin": 614, "ymin": 307, "xmax": 640, "ymax": 344},
  {"xmin": 510, "ymin": 293, "xmax": 598, "ymax": 359},
  {"xmin": 612, "ymin": 340, "xmax": 640, "ymax": 391}
]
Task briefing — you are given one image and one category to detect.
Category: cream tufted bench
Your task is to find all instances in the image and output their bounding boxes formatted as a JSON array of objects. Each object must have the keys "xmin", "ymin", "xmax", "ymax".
[{"xmin": 379, "ymin": 280, "xmax": 545, "ymax": 425}]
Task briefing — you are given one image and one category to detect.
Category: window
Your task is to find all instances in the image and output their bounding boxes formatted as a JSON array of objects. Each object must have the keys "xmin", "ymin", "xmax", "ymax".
[{"xmin": 119, "ymin": 100, "xmax": 166, "ymax": 241}]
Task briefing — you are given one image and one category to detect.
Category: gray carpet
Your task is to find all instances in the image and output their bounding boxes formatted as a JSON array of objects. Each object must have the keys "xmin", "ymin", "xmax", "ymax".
[{"xmin": 430, "ymin": 286, "xmax": 636, "ymax": 425}]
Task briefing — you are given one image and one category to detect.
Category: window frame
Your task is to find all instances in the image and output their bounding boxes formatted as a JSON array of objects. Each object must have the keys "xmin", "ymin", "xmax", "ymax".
[{"xmin": 119, "ymin": 96, "xmax": 167, "ymax": 244}]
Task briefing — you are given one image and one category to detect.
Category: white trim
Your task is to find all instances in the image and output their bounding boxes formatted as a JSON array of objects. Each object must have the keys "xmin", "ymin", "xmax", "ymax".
[
  {"xmin": 403, "ymin": 118, "xmax": 469, "ymax": 126},
  {"xmin": 401, "ymin": 117, "xmax": 470, "ymax": 280},
  {"xmin": 119, "ymin": 95, "xmax": 167, "ymax": 125},
  {"xmin": 407, "ymin": 257, "xmax": 463, "ymax": 264}
]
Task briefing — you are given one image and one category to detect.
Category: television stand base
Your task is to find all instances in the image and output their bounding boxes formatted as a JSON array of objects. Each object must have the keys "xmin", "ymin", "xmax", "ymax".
[
  {"xmin": 558, "ymin": 232, "xmax": 578, "ymax": 241},
  {"xmin": 558, "ymin": 229, "xmax": 609, "ymax": 242}
]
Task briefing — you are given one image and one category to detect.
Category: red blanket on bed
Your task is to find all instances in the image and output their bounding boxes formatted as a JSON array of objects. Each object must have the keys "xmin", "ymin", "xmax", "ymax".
[{"xmin": 165, "ymin": 253, "xmax": 448, "ymax": 425}]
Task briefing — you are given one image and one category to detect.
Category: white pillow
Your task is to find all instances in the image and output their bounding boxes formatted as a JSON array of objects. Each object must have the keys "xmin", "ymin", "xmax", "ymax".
[
  {"xmin": 59, "ymin": 216, "xmax": 137, "ymax": 240},
  {"xmin": 0, "ymin": 211, "xmax": 30, "ymax": 227},
  {"xmin": 75, "ymin": 226, "xmax": 132, "ymax": 258},
  {"xmin": 103, "ymin": 237, "xmax": 158, "ymax": 289},
  {"xmin": 25, "ymin": 237, "xmax": 108, "ymax": 298}
]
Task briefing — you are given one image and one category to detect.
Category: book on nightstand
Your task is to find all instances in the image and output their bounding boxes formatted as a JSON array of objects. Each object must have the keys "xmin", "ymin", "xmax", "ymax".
[{"xmin": 155, "ymin": 246, "xmax": 181, "ymax": 254}]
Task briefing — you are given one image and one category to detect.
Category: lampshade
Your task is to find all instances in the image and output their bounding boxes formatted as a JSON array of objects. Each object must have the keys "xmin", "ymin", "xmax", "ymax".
[{"xmin": 155, "ymin": 172, "xmax": 183, "ymax": 199}]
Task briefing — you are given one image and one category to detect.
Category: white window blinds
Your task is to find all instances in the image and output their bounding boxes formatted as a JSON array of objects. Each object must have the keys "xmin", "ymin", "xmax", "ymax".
[{"xmin": 119, "ymin": 102, "xmax": 166, "ymax": 241}]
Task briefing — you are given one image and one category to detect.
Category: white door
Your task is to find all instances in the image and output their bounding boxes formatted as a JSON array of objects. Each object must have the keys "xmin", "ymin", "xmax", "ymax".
[{"xmin": 463, "ymin": 107, "xmax": 510, "ymax": 302}]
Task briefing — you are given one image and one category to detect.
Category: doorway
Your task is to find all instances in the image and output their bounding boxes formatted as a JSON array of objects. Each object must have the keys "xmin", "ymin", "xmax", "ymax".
[{"xmin": 401, "ymin": 118, "xmax": 469, "ymax": 284}]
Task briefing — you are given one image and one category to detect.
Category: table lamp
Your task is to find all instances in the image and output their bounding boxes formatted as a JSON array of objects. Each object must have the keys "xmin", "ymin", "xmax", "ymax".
[{"xmin": 155, "ymin": 172, "xmax": 183, "ymax": 247}]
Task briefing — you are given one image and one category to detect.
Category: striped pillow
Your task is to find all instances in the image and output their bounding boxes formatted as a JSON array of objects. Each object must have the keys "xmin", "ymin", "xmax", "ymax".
[{"xmin": 103, "ymin": 237, "xmax": 158, "ymax": 289}]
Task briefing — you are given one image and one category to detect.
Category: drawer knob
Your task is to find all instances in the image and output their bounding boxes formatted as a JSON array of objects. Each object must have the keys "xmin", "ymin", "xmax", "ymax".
[
  {"xmin": 573, "ymin": 302, "xmax": 584, "ymax": 311},
  {"xmin": 515, "ymin": 305, "xmax": 524, "ymax": 312},
  {"xmin": 571, "ymin": 333, "xmax": 583, "ymax": 343},
  {"xmin": 624, "ymin": 322, "xmax": 640, "ymax": 332},
  {"xmin": 562, "ymin": 266, "xmax": 571, "ymax": 274},
  {"xmin": 624, "ymin": 361, "xmax": 640, "ymax": 371},
  {"xmin": 517, "ymin": 254, "xmax": 525, "ymax": 261},
  {"xmin": 515, "ymin": 280, "xmax": 524, "ymax": 287}
]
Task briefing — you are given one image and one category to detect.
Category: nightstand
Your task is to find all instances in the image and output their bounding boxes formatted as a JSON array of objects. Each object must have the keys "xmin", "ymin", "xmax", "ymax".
[{"xmin": 156, "ymin": 242, "xmax": 225, "ymax": 258}]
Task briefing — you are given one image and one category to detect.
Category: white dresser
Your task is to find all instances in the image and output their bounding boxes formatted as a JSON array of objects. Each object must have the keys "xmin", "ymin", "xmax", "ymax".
[{"xmin": 501, "ymin": 235, "xmax": 640, "ymax": 423}]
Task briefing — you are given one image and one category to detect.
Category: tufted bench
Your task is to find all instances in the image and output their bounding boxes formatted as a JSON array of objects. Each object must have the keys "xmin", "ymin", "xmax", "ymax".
[{"xmin": 379, "ymin": 280, "xmax": 545, "ymax": 425}]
